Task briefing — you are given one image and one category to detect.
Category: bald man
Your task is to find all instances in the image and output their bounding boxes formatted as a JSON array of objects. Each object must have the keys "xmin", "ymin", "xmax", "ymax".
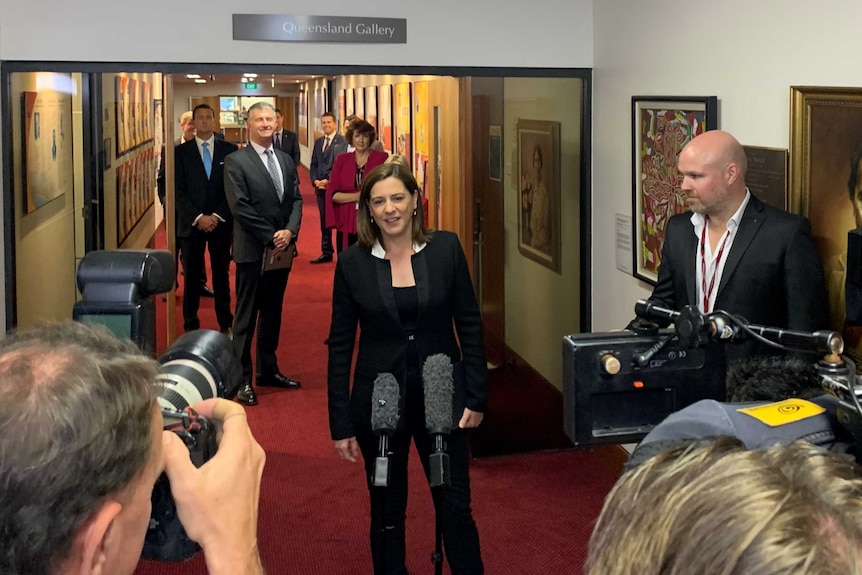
[{"xmin": 640, "ymin": 130, "xmax": 828, "ymax": 361}]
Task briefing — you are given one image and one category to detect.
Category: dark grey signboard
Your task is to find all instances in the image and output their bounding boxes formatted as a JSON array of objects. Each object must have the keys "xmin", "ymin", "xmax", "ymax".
[{"xmin": 233, "ymin": 14, "xmax": 407, "ymax": 43}]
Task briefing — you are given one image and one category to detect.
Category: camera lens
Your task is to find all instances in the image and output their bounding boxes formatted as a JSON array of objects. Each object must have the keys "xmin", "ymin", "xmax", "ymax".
[{"xmin": 156, "ymin": 330, "xmax": 241, "ymax": 411}]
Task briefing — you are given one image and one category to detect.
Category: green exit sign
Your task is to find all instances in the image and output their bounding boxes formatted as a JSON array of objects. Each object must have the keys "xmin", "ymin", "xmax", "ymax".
[{"xmin": 243, "ymin": 83, "xmax": 258, "ymax": 89}]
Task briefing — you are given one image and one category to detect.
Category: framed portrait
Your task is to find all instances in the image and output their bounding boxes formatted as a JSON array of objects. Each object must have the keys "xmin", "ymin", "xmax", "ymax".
[
  {"xmin": 21, "ymin": 90, "xmax": 73, "ymax": 213},
  {"xmin": 631, "ymin": 95, "xmax": 718, "ymax": 284},
  {"xmin": 789, "ymin": 86, "xmax": 862, "ymax": 364},
  {"xmin": 355, "ymin": 86, "xmax": 365, "ymax": 120},
  {"xmin": 345, "ymin": 87, "xmax": 355, "ymax": 117},
  {"xmin": 517, "ymin": 119, "xmax": 561, "ymax": 273}
]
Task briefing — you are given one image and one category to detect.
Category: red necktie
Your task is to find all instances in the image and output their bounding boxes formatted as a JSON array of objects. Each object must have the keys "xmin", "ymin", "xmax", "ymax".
[
  {"xmin": 274, "ymin": 132, "xmax": 281, "ymax": 148},
  {"xmin": 322, "ymin": 136, "xmax": 330, "ymax": 154}
]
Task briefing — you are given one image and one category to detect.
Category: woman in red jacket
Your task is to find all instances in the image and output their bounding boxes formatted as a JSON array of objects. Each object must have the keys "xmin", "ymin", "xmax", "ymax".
[{"xmin": 326, "ymin": 119, "xmax": 388, "ymax": 253}]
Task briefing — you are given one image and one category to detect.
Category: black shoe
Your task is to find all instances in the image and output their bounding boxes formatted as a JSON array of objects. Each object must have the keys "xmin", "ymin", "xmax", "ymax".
[
  {"xmin": 256, "ymin": 373, "xmax": 301, "ymax": 389},
  {"xmin": 236, "ymin": 383, "xmax": 258, "ymax": 406},
  {"xmin": 310, "ymin": 254, "xmax": 333, "ymax": 264},
  {"xmin": 200, "ymin": 284, "xmax": 215, "ymax": 298}
]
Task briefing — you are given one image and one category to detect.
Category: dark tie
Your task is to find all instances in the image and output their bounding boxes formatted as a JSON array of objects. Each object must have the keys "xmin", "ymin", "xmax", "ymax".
[
  {"xmin": 202, "ymin": 142, "xmax": 212, "ymax": 179},
  {"xmin": 264, "ymin": 149, "xmax": 284, "ymax": 201},
  {"xmin": 322, "ymin": 136, "xmax": 330, "ymax": 154},
  {"xmin": 274, "ymin": 132, "xmax": 281, "ymax": 149}
]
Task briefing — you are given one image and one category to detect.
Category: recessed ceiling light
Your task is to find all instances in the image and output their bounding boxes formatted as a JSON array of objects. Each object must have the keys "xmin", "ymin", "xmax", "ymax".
[
  {"xmin": 194, "ymin": 79, "xmax": 207, "ymax": 84},
  {"xmin": 244, "ymin": 73, "xmax": 258, "ymax": 78},
  {"xmin": 186, "ymin": 74, "xmax": 201, "ymax": 79}
]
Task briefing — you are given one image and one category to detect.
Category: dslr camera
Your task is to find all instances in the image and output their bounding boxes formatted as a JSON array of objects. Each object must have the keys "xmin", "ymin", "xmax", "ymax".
[{"xmin": 143, "ymin": 328, "xmax": 242, "ymax": 561}]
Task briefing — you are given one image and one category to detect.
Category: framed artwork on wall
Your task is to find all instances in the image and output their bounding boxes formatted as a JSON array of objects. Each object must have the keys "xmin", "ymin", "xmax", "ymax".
[
  {"xmin": 517, "ymin": 119, "xmax": 561, "ymax": 273},
  {"xmin": 378, "ymin": 85, "xmax": 393, "ymax": 153},
  {"xmin": 298, "ymin": 90, "xmax": 308, "ymax": 147},
  {"xmin": 789, "ymin": 86, "xmax": 862, "ymax": 365},
  {"xmin": 337, "ymin": 89, "xmax": 346, "ymax": 128},
  {"xmin": 412, "ymin": 82, "xmax": 429, "ymax": 188},
  {"xmin": 393, "ymin": 82, "xmax": 412, "ymax": 165},
  {"xmin": 631, "ymin": 95, "xmax": 718, "ymax": 284},
  {"xmin": 355, "ymin": 86, "xmax": 365, "ymax": 120},
  {"xmin": 21, "ymin": 89, "xmax": 74, "ymax": 213},
  {"xmin": 346, "ymin": 87, "xmax": 355, "ymax": 117},
  {"xmin": 365, "ymin": 85, "xmax": 378, "ymax": 134}
]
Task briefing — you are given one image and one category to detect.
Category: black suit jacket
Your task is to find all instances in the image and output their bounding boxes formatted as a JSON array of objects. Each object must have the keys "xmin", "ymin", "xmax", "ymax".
[
  {"xmin": 646, "ymin": 194, "xmax": 829, "ymax": 358},
  {"xmin": 327, "ymin": 231, "xmax": 488, "ymax": 440},
  {"xmin": 275, "ymin": 129, "xmax": 300, "ymax": 167},
  {"xmin": 174, "ymin": 138, "xmax": 238, "ymax": 237},
  {"xmin": 224, "ymin": 145, "xmax": 303, "ymax": 264},
  {"xmin": 309, "ymin": 133, "xmax": 346, "ymax": 187}
]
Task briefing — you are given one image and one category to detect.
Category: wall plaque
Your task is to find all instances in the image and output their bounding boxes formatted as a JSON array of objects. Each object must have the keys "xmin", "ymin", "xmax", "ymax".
[
  {"xmin": 743, "ymin": 145, "xmax": 788, "ymax": 210},
  {"xmin": 233, "ymin": 14, "xmax": 407, "ymax": 44}
]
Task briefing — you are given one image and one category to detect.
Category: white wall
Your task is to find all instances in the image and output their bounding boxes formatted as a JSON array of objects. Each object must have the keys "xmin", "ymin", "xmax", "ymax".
[
  {"xmin": 591, "ymin": 0, "xmax": 862, "ymax": 331},
  {"xmin": 0, "ymin": 1, "xmax": 593, "ymax": 68}
]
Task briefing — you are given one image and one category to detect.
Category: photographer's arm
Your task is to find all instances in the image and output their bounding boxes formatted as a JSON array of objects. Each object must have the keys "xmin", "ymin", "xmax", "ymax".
[{"xmin": 162, "ymin": 399, "xmax": 266, "ymax": 575}]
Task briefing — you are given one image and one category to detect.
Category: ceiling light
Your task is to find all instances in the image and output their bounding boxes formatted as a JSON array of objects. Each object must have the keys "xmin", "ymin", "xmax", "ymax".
[
  {"xmin": 241, "ymin": 77, "xmax": 250, "ymax": 83},
  {"xmin": 186, "ymin": 74, "xmax": 201, "ymax": 79},
  {"xmin": 194, "ymin": 79, "xmax": 207, "ymax": 84},
  {"xmin": 244, "ymin": 73, "xmax": 258, "ymax": 78}
]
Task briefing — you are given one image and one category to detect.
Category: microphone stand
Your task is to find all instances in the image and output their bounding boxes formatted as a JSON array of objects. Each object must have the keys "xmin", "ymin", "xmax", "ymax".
[
  {"xmin": 429, "ymin": 434, "xmax": 449, "ymax": 575},
  {"xmin": 372, "ymin": 432, "xmax": 390, "ymax": 575}
]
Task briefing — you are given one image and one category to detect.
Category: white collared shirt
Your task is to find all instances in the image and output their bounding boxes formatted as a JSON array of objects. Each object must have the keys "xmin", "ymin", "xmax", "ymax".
[
  {"xmin": 371, "ymin": 239, "xmax": 427, "ymax": 260},
  {"xmin": 691, "ymin": 189, "xmax": 751, "ymax": 313},
  {"xmin": 248, "ymin": 139, "xmax": 284, "ymax": 185}
]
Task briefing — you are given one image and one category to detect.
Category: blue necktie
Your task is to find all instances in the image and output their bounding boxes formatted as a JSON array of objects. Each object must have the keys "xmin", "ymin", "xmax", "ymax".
[{"xmin": 202, "ymin": 142, "xmax": 212, "ymax": 179}]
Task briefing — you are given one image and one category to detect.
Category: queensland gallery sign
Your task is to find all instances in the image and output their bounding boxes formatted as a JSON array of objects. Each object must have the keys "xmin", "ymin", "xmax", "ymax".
[{"xmin": 233, "ymin": 14, "xmax": 407, "ymax": 43}]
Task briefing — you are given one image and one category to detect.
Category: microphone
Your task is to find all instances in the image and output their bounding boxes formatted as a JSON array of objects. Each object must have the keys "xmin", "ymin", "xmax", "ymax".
[
  {"xmin": 371, "ymin": 373, "xmax": 400, "ymax": 487},
  {"xmin": 422, "ymin": 353, "xmax": 454, "ymax": 487},
  {"xmin": 634, "ymin": 299, "xmax": 680, "ymax": 324}
]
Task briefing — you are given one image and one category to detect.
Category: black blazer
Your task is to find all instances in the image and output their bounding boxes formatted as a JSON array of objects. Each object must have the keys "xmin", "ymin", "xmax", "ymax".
[
  {"xmin": 327, "ymin": 231, "xmax": 488, "ymax": 440},
  {"xmin": 309, "ymin": 133, "xmax": 346, "ymax": 185},
  {"xmin": 647, "ymin": 194, "xmax": 829, "ymax": 358},
  {"xmin": 224, "ymin": 145, "xmax": 303, "ymax": 264},
  {"xmin": 174, "ymin": 138, "xmax": 238, "ymax": 237},
  {"xmin": 275, "ymin": 129, "xmax": 300, "ymax": 167}
]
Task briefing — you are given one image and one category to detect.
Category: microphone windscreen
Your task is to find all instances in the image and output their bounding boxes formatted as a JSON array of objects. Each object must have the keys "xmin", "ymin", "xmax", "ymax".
[
  {"xmin": 371, "ymin": 373, "xmax": 400, "ymax": 433},
  {"xmin": 423, "ymin": 353, "xmax": 454, "ymax": 435}
]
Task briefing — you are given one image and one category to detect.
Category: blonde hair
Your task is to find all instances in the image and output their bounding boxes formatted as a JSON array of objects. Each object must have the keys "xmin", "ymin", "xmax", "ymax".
[
  {"xmin": 384, "ymin": 154, "xmax": 410, "ymax": 171},
  {"xmin": 586, "ymin": 438, "xmax": 862, "ymax": 575}
]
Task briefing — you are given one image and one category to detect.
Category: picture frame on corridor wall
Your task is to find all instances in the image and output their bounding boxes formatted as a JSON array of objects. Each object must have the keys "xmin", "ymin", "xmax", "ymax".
[
  {"xmin": 789, "ymin": 86, "xmax": 862, "ymax": 366},
  {"xmin": 631, "ymin": 95, "xmax": 718, "ymax": 284},
  {"xmin": 517, "ymin": 119, "xmax": 561, "ymax": 274}
]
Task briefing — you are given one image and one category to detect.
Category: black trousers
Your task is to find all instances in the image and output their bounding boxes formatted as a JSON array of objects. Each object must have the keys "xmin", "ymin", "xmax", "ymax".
[
  {"xmin": 179, "ymin": 225, "xmax": 232, "ymax": 331},
  {"xmin": 335, "ymin": 231, "xmax": 357, "ymax": 254},
  {"xmin": 315, "ymin": 188, "xmax": 334, "ymax": 257},
  {"xmin": 233, "ymin": 261, "xmax": 290, "ymax": 382},
  {"xmin": 356, "ymin": 372, "xmax": 483, "ymax": 575}
]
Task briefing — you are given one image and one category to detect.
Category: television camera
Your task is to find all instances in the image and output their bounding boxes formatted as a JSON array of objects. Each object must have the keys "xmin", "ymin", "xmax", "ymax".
[{"xmin": 563, "ymin": 300, "xmax": 860, "ymax": 451}]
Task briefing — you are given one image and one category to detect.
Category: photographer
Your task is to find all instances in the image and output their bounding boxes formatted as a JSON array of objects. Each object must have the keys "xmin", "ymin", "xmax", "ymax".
[{"xmin": 0, "ymin": 322, "xmax": 266, "ymax": 575}]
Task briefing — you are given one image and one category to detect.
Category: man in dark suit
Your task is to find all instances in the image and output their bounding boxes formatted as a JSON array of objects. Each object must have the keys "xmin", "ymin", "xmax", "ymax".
[
  {"xmin": 639, "ymin": 130, "xmax": 829, "ymax": 362},
  {"xmin": 225, "ymin": 102, "xmax": 303, "ymax": 406},
  {"xmin": 308, "ymin": 112, "xmax": 344, "ymax": 263},
  {"xmin": 274, "ymin": 107, "xmax": 300, "ymax": 167},
  {"xmin": 157, "ymin": 111, "xmax": 215, "ymax": 298},
  {"xmin": 175, "ymin": 104, "xmax": 238, "ymax": 333}
]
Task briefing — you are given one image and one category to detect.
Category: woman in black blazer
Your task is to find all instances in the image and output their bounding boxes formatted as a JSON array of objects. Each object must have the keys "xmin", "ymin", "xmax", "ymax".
[{"xmin": 328, "ymin": 163, "xmax": 487, "ymax": 575}]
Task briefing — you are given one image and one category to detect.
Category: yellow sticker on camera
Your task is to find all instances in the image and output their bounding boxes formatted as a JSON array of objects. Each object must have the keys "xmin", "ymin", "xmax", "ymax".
[{"xmin": 737, "ymin": 399, "xmax": 826, "ymax": 427}]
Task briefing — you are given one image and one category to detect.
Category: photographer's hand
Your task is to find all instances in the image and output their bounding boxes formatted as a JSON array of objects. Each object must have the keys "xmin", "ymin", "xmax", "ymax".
[{"xmin": 163, "ymin": 399, "xmax": 266, "ymax": 575}]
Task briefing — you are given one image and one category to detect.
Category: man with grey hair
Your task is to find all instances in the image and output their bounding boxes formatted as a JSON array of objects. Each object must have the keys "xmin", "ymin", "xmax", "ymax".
[{"xmin": 0, "ymin": 321, "xmax": 266, "ymax": 575}]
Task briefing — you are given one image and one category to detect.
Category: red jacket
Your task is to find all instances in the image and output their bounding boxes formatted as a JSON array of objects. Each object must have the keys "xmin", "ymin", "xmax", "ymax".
[{"xmin": 325, "ymin": 150, "xmax": 388, "ymax": 234}]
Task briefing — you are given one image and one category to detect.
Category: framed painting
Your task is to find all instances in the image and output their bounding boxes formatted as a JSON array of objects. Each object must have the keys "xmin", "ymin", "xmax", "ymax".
[
  {"xmin": 337, "ymin": 89, "xmax": 346, "ymax": 129},
  {"xmin": 631, "ymin": 95, "xmax": 718, "ymax": 284},
  {"xmin": 789, "ymin": 86, "xmax": 862, "ymax": 364},
  {"xmin": 393, "ymin": 82, "xmax": 412, "ymax": 165},
  {"xmin": 378, "ymin": 85, "xmax": 393, "ymax": 153},
  {"xmin": 517, "ymin": 119, "xmax": 561, "ymax": 273},
  {"xmin": 365, "ymin": 85, "xmax": 378, "ymax": 134},
  {"xmin": 355, "ymin": 86, "xmax": 365, "ymax": 120},
  {"xmin": 298, "ymin": 90, "xmax": 308, "ymax": 147},
  {"xmin": 21, "ymin": 90, "xmax": 73, "ymax": 213},
  {"xmin": 413, "ymin": 81, "xmax": 429, "ymax": 187}
]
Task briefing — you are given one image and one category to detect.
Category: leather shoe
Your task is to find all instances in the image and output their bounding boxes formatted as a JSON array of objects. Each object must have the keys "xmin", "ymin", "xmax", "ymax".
[
  {"xmin": 310, "ymin": 254, "xmax": 333, "ymax": 264},
  {"xmin": 236, "ymin": 383, "xmax": 258, "ymax": 406},
  {"xmin": 256, "ymin": 373, "xmax": 301, "ymax": 389},
  {"xmin": 200, "ymin": 284, "xmax": 215, "ymax": 298}
]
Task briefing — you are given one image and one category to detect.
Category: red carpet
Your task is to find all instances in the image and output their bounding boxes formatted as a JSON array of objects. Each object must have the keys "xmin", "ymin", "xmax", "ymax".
[{"xmin": 137, "ymin": 166, "xmax": 618, "ymax": 574}]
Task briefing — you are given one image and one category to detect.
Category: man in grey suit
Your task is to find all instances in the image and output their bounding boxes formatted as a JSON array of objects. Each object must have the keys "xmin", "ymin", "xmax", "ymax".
[
  {"xmin": 308, "ymin": 112, "xmax": 345, "ymax": 263},
  {"xmin": 225, "ymin": 102, "xmax": 303, "ymax": 406}
]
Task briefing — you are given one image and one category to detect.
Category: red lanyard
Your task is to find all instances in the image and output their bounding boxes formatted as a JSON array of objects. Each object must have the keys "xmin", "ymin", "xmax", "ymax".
[{"xmin": 699, "ymin": 216, "xmax": 730, "ymax": 313}]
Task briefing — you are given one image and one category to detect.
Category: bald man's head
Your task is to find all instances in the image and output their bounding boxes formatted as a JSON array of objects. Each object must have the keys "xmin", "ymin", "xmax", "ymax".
[{"xmin": 677, "ymin": 130, "xmax": 748, "ymax": 220}]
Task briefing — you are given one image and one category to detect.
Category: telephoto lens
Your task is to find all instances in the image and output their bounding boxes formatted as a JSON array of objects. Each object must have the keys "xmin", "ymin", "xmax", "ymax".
[{"xmin": 156, "ymin": 329, "xmax": 241, "ymax": 408}]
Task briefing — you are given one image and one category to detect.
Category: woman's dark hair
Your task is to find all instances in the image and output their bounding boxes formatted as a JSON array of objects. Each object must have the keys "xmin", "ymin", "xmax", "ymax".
[
  {"xmin": 357, "ymin": 163, "xmax": 431, "ymax": 250},
  {"xmin": 346, "ymin": 119, "xmax": 376, "ymax": 145}
]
